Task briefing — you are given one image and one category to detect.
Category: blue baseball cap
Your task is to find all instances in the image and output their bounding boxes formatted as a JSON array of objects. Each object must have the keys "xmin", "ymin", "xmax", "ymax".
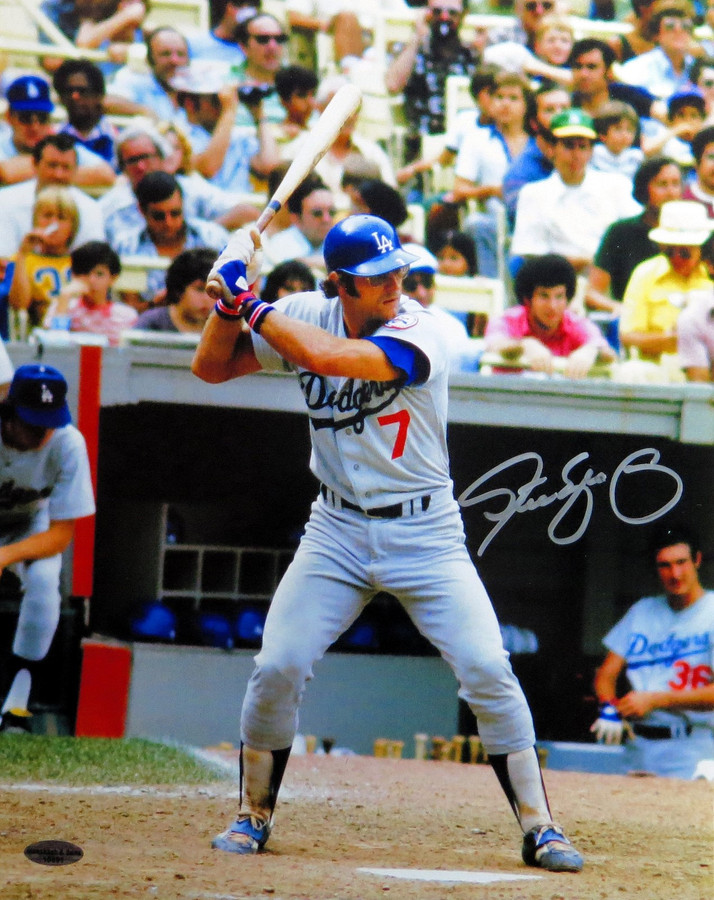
[
  {"xmin": 6, "ymin": 75, "xmax": 54, "ymax": 113},
  {"xmin": 8, "ymin": 364, "xmax": 71, "ymax": 428}
]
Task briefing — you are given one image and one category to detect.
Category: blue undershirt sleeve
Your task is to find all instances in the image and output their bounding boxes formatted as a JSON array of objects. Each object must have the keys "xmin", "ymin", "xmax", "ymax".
[{"xmin": 365, "ymin": 336, "xmax": 430, "ymax": 386}]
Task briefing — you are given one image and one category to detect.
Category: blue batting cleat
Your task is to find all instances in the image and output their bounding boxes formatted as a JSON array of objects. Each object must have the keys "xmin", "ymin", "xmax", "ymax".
[
  {"xmin": 521, "ymin": 824, "xmax": 584, "ymax": 872},
  {"xmin": 211, "ymin": 813, "xmax": 272, "ymax": 855}
]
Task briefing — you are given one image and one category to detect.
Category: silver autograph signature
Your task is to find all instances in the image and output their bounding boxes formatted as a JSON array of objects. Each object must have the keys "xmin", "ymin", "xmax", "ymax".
[{"xmin": 458, "ymin": 448, "xmax": 683, "ymax": 557}]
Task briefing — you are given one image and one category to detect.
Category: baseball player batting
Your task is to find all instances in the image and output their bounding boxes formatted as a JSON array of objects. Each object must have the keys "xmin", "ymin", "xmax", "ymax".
[{"xmin": 192, "ymin": 215, "xmax": 583, "ymax": 872}]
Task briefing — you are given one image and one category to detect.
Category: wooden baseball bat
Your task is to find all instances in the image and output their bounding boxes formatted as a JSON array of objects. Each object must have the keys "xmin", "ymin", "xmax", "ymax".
[{"xmin": 207, "ymin": 83, "xmax": 362, "ymax": 297}]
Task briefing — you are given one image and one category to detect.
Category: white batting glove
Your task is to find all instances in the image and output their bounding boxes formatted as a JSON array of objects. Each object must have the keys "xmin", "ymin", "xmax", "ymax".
[
  {"xmin": 208, "ymin": 226, "xmax": 263, "ymax": 304},
  {"xmin": 590, "ymin": 703, "xmax": 626, "ymax": 745}
]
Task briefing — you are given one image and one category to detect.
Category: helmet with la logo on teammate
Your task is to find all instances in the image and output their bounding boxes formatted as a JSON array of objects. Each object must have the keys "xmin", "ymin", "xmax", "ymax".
[{"xmin": 323, "ymin": 215, "xmax": 419, "ymax": 277}]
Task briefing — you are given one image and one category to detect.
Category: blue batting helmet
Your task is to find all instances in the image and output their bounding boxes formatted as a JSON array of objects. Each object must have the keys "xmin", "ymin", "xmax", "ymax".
[{"xmin": 323, "ymin": 215, "xmax": 419, "ymax": 277}]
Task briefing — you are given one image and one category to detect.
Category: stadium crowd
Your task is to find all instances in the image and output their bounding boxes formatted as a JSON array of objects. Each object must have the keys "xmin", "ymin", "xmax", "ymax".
[{"xmin": 0, "ymin": 0, "xmax": 712, "ymax": 381}]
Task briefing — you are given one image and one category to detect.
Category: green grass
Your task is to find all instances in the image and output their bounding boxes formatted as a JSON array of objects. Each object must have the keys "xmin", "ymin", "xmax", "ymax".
[{"xmin": 0, "ymin": 736, "xmax": 231, "ymax": 786}]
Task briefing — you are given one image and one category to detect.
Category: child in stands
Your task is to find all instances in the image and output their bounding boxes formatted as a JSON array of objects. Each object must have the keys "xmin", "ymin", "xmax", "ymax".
[{"xmin": 46, "ymin": 240, "xmax": 137, "ymax": 345}]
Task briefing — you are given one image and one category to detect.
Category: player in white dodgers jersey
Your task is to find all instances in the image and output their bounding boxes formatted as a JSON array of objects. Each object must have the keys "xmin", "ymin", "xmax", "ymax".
[
  {"xmin": 0, "ymin": 364, "xmax": 95, "ymax": 733},
  {"xmin": 193, "ymin": 214, "xmax": 583, "ymax": 871},
  {"xmin": 591, "ymin": 524, "xmax": 714, "ymax": 778}
]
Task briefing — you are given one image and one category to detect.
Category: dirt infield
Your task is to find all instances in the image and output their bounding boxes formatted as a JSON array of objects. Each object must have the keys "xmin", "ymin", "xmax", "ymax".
[{"xmin": 1, "ymin": 753, "xmax": 712, "ymax": 900}]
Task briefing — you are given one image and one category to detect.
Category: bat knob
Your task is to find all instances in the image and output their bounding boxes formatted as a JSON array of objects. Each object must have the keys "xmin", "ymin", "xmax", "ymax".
[{"xmin": 206, "ymin": 278, "xmax": 223, "ymax": 300}]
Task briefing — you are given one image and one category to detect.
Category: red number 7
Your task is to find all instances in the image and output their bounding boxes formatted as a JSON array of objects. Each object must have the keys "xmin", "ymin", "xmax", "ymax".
[{"xmin": 377, "ymin": 410, "xmax": 411, "ymax": 459}]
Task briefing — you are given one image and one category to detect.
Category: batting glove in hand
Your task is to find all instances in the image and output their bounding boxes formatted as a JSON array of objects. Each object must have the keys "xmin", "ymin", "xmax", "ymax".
[
  {"xmin": 590, "ymin": 703, "xmax": 628, "ymax": 745},
  {"xmin": 209, "ymin": 227, "xmax": 263, "ymax": 304}
]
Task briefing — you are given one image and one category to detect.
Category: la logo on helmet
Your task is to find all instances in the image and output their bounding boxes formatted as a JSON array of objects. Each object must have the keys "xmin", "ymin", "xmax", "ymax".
[{"xmin": 372, "ymin": 232, "xmax": 393, "ymax": 254}]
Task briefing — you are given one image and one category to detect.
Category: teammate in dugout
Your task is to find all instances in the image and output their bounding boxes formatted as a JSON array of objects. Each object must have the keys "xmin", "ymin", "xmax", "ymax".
[
  {"xmin": 0, "ymin": 364, "xmax": 95, "ymax": 733},
  {"xmin": 193, "ymin": 214, "xmax": 583, "ymax": 872},
  {"xmin": 591, "ymin": 523, "xmax": 714, "ymax": 778}
]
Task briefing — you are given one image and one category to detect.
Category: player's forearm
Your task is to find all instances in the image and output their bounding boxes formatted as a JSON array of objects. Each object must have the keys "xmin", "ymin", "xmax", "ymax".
[
  {"xmin": 649, "ymin": 686, "xmax": 714, "ymax": 712},
  {"xmin": 255, "ymin": 309, "xmax": 400, "ymax": 381},
  {"xmin": 0, "ymin": 520, "xmax": 75, "ymax": 568},
  {"xmin": 192, "ymin": 315, "xmax": 261, "ymax": 382}
]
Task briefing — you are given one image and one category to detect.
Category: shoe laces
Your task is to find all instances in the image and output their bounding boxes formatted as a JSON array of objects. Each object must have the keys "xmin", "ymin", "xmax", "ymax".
[
  {"xmin": 533, "ymin": 823, "xmax": 569, "ymax": 848},
  {"xmin": 236, "ymin": 811, "xmax": 269, "ymax": 832}
]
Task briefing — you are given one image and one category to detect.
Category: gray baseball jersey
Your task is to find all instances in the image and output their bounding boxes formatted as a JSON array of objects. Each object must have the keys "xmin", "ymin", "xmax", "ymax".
[
  {"xmin": 0, "ymin": 425, "xmax": 96, "ymax": 532},
  {"xmin": 251, "ymin": 292, "xmax": 452, "ymax": 508},
  {"xmin": 604, "ymin": 591, "xmax": 714, "ymax": 731}
]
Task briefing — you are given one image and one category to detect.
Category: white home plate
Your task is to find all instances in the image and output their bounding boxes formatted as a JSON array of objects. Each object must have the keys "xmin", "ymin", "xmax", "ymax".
[{"xmin": 358, "ymin": 868, "xmax": 542, "ymax": 884}]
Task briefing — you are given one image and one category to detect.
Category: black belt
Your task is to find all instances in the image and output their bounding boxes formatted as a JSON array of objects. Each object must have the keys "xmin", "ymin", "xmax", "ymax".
[
  {"xmin": 320, "ymin": 484, "xmax": 431, "ymax": 519},
  {"xmin": 632, "ymin": 722, "xmax": 693, "ymax": 740}
]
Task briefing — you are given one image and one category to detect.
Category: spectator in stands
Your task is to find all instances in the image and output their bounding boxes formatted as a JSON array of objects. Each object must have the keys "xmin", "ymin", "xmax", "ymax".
[
  {"xmin": 135, "ymin": 246, "xmax": 217, "ymax": 333},
  {"xmin": 8, "ymin": 187, "xmax": 77, "ymax": 331},
  {"xmin": 396, "ymin": 65, "xmax": 501, "ymax": 204},
  {"xmin": 502, "ymin": 79, "xmax": 571, "ymax": 227},
  {"xmin": 532, "ymin": 15, "xmax": 574, "ymax": 70},
  {"xmin": 430, "ymin": 229, "xmax": 478, "ymax": 276},
  {"xmin": 171, "ymin": 61, "xmax": 279, "ymax": 193},
  {"xmin": 46, "ymin": 240, "xmax": 137, "ymax": 344},
  {"xmin": 401, "ymin": 242, "xmax": 477, "ymax": 370},
  {"xmin": 619, "ymin": 0, "xmax": 699, "ymax": 99},
  {"xmin": 586, "ymin": 155, "xmax": 683, "ymax": 314},
  {"xmin": 642, "ymin": 88, "xmax": 706, "ymax": 173},
  {"xmin": 676, "ymin": 232, "xmax": 714, "ymax": 380},
  {"xmin": 607, "ymin": 0, "xmax": 657, "ymax": 63},
  {"xmin": 485, "ymin": 254, "xmax": 615, "ymax": 377},
  {"xmin": 682, "ymin": 124, "xmax": 714, "ymax": 215},
  {"xmin": 232, "ymin": 13, "xmax": 289, "ymax": 127},
  {"xmin": 40, "ymin": 1, "xmax": 148, "ymax": 75},
  {"xmin": 591, "ymin": 101, "xmax": 644, "ymax": 180},
  {"xmin": 261, "ymin": 259, "xmax": 316, "ymax": 302},
  {"xmin": 687, "ymin": 56, "xmax": 714, "ymax": 117},
  {"xmin": 510, "ymin": 109, "xmax": 641, "ymax": 275},
  {"xmin": 273, "ymin": 65, "xmax": 318, "ymax": 152},
  {"xmin": 482, "ymin": 12, "xmax": 573, "ymax": 87},
  {"xmin": 112, "ymin": 171, "xmax": 229, "ymax": 309},
  {"xmin": 105, "ymin": 26, "xmax": 190, "ymax": 121},
  {"xmin": 295, "ymin": 75, "xmax": 396, "ymax": 203},
  {"xmin": 453, "ymin": 71, "xmax": 533, "ymax": 276},
  {"xmin": 620, "ymin": 200, "xmax": 714, "ymax": 361},
  {"xmin": 261, "ymin": 176, "xmax": 335, "ymax": 273},
  {"xmin": 385, "ymin": 0, "xmax": 479, "ymax": 143},
  {"xmin": 100, "ymin": 122, "xmax": 256, "ymax": 243},
  {"xmin": 567, "ymin": 38, "xmax": 664, "ymax": 125},
  {"xmin": 52, "ymin": 59, "xmax": 118, "ymax": 166},
  {"xmin": 187, "ymin": 0, "xmax": 259, "ymax": 65},
  {"xmin": 0, "ymin": 75, "xmax": 115, "ymax": 188},
  {"xmin": 0, "ymin": 134, "xmax": 106, "ymax": 268},
  {"xmin": 284, "ymin": 1, "xmax": 366, "ymax": 72},
  {"xmin": 349, "ymin": 180, "xmax": 408, "ymax": 232},
  {"xmin": 485, "ymin": 0, "xmax": 556, "ymax": 51}
]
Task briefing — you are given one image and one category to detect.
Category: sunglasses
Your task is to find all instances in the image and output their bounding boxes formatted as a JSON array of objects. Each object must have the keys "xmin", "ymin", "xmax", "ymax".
[
  {"xmin": 524, "ymin": 0, "xmax": 554, "ymax": 11},
  {"xmin": 365, "ymin": 265, "xmax": 410, "ymax": 287},
  {"xmin": 250, "ymin": 32, "xmax": 289, "ymax": 44},
  {"xmin": 16, "ymin": 111, "xmax": 50, "ymax": 125},
  {"xmin": 403, "ymin": 271, "xmax": 435, "ymax": 290},
  {"xmin": 662, "ymin": 245, "xmax": 693, "ymax": 259},
  {"xmin": 431, "ymin": 6, "xmax": 461, "ymax": 17}
]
